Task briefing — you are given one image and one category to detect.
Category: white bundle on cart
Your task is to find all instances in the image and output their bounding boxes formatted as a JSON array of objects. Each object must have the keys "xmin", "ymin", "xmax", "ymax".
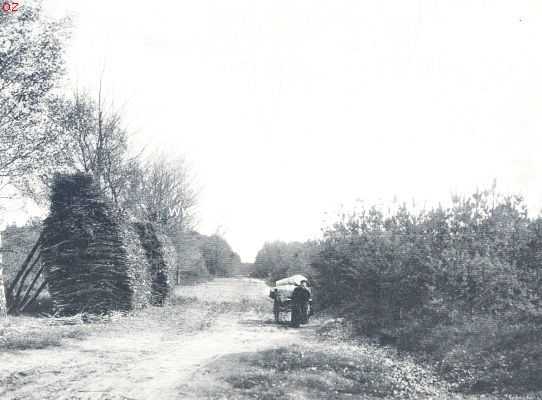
[
  {"xmin": 270, "ymin": 274, "xmax": 309, "ymax": 302},
  {"xmin": 275, "ymin": 274, "xmax": 308, "ymax": 287}
]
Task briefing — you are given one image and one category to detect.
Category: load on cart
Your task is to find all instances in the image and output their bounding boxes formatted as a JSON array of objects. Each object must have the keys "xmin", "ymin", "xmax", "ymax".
[{"xmin": 269, "ymin": 274, "xmax": 313, "ymax": 327}]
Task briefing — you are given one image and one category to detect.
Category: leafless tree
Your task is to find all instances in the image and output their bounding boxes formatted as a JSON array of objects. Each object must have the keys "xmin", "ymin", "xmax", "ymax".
[
  {"xmin": 124, "ymin": 155, "xmax": 198, "ymax": 234},
  {"xmin": 14, "ymin": 88, "xmax": 137, "ymax": 208},
  {"xmin": 55, "ymin": 88, "xmax": 133, "ymax": 205}
]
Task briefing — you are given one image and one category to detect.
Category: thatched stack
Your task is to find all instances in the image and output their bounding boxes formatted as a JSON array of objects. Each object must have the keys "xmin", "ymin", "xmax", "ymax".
[
  {"xmin": 156, "ymin": 231, "xmax": 178, "ymax": 289},
  {"xmin": 121, "ymin": 223, "xmax": 153, "ymax": 308},
  {"xmin": 42, "ymin": 173, "xmax": 132, "ymax": 315},
  {"xmin": 133, "ymin": 223, "xmax": 170, "ymax": 306},
  {"xmin": 0, "ymin": 268, "xmax": 7, "ymax": 318},
  {"xmin": 1, "ymin": 232, "xmax": 6, "ymax": 317},
  {"xmin": 41, "ymin": 173, "xmax": 179, "ymax": 315}
]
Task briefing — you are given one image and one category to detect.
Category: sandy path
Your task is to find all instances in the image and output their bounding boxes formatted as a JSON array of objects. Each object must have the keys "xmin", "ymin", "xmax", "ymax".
[
  {"xmin": 68, "ymin": 313, "xmax": 298, "ymax": 400},
  {"xmin": 0, "ymin": 278, "xmax": 301, "ymax": 400}
]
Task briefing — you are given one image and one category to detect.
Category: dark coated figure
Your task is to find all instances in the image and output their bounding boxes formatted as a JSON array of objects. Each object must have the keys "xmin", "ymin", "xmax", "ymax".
[{"xmin": 290, "ymin": 280, "xmax": 311, "ymax": 328}]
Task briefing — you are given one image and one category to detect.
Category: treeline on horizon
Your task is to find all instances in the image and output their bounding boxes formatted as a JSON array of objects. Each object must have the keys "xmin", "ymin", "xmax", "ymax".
[{"xmin": 252, "ymin": 187, "xmax": 542, "ymax": 394}]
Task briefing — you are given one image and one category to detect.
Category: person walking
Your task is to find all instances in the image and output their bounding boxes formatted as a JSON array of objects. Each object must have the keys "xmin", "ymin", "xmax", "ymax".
[{"xmin": 290, "ymin": 280, "xmax": 311, "ymax": 328}]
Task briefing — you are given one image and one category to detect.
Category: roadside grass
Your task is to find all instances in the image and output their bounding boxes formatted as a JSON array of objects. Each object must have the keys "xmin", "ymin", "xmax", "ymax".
[
  {"xmin": 0, "ymin": 301, "xmax": 219, "ymax": 352},
  {"xmin": 182, "ymin": 344, "xmax": 542, "ymax": 400},
  {"xmin": 428, "ymin": 318, "xmax": 542, "ymax": 395},
  {"xmin": 0, "ymin": 316, "xmax": 91, "ymax": 351},
  {"xmin": 1, "ymin": 282, "xmax": 266, "ymax": 353},
  {"xmin": 181, "ymin": 339, "xmax": 452, "ymax": 400},
  {"xmin": 314, "ymin": 304, "xmax": 542, "ymax": 397},
  {"xmin": 358, "ymin": 314, "xmax": 542, "ymax": 395},
  {"xmin": 181, "ymin": 316, "xmax": 542, "ymax": 400}
]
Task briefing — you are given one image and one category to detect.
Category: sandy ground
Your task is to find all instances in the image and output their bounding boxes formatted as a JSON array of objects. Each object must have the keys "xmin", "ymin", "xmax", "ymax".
[{"xmin": 0, "ymin": 278, "xmax": 304, "ymax": 400}]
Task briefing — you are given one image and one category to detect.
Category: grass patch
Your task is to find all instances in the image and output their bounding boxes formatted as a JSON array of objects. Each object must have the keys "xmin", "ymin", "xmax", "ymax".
[
  {"xmin": 0, "ymin": 316, "xmax": 91, "ymax": 351},
  {"xmin": 173, "ymin": 294, "xmax": 268, "ymax": 315},
  {"xmin": 1, "ymin": 279, "xmax": 267, "ymax": 353},
  {"xmin": 330, "ymin": 312, "xmax": 542, "ymax": 396},
  {"xmin": 0, "ymin": 295, "xmax": 234, "ymax": 352},
  {"xmin": 182, "ymin": 335, "xmax": 542, "ymax": 400},
  {"xmin": 182, "ymin": 342, "xmax": 450, "ymax": 399},
  {"xmin": 434, "ymin": 319, "xmax": 542, "ymax": 394}
]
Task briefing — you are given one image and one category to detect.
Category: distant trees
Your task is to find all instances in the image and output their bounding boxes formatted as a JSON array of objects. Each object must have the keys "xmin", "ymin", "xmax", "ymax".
[
  {"xmin": 173, "ymin": 231, "xmax": 209, "ymax": 284},
  {"xmin": 172, "ymin": 230, "xmax": 242, "ymax": 283},
  {"xmin": 0, "ymin": 2, "xmax": 69, "ymax": 182},
  {"xmin": 252, "ymin": 241, "xmax": 316, "ymax": 283},
  {"xmin": 0, "ymin": 220, "xmax": 41, "ymax": 284},
  {"xmin": 199, "ymin": 234, "xmax": 241, "ymax": 277}
]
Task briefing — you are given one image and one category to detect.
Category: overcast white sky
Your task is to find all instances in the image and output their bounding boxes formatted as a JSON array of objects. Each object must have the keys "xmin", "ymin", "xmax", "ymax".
[{"xmin": 8, "ymin": 0, "xmax": 542, "ymax": 261}]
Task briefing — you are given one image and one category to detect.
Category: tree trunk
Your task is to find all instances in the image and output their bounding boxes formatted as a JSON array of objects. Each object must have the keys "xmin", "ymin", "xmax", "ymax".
[
  {"xmin": 0, "ymin": 267, "xmax": 6, "ymax": 318},
  {"xmin": 0, "ymin": 231, "xmax": 7, "ymax": 317}
]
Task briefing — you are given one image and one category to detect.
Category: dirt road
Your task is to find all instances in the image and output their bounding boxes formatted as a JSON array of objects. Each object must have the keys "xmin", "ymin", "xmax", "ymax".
[
  {"xmin": 0, "ymin": 278, "xmax": 303, "ymax": 400},
  {"xmin": 3, "ymin": 278, "xmax": 501, "ymax": 400}
]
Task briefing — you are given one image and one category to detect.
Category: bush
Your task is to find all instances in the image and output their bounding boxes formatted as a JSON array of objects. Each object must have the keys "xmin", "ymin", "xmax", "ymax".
[{"xmin": 311, "ymin": 189, "xmax": 542, "ymax": 394}]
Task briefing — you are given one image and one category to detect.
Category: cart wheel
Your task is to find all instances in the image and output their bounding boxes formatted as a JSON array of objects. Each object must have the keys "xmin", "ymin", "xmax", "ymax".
[
  {"xmin": 304, "ymin": 304, "xmax": 311, "ymax": 323},
  {"xmin": 274, "ymin": 308, "xmax": 280, "ymax": 323},
  {"xmin": 273, "ymin": 301, "xmax": 280, "ymax": 323}
]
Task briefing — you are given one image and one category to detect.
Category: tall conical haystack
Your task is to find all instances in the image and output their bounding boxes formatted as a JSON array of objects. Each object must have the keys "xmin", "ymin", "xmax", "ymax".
[{"xmin": 42, "ymin": 173, "xmax": 132, "ymax": 315}]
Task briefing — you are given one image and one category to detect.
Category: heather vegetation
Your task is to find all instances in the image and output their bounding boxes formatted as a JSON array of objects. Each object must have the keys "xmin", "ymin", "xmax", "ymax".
[{"xmin": 312, "ymin": 189, "xmax": 542, "ymax": 394}]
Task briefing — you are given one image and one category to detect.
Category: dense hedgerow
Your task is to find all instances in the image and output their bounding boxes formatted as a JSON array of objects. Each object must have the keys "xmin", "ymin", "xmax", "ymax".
[
  {"xmin": 311, "ymin": 189, "xmax": 542, "ymax": 393},
  {"xmin": 314, "ymin": 191, "xmax": 542, "ymax": 327}
]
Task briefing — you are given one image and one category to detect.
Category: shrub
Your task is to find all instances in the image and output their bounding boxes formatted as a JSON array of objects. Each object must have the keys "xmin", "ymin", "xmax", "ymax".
[{"xmin": 310, "ymin": 189, "xmax": 542, "ymax": 394}]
